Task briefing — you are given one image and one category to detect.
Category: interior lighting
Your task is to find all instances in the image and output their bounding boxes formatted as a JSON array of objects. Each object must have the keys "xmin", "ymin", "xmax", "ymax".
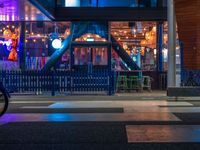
[
  {"xmin": 52, "ymin": 39, "xmax": 62, "ymax": 49},
  {"xmin": 12, "ymin": 26, "xmax": 15, "ymax": 29},
  {"xmin": 154, "ymin": 49, "xmax": 157, "ymax": 55},
  {"xmin": 6, "ymin": 25, "xmax": 9, "ymax": 28},
  {"xmin": 152, "ymin": 26, "xmax": 156, "ymax": 32}
]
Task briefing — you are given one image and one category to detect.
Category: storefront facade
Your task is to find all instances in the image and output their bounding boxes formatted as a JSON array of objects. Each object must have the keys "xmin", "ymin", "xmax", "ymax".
[{"xmin": 0, "ymin": 0, "xmax": 181, "ymax": 94}]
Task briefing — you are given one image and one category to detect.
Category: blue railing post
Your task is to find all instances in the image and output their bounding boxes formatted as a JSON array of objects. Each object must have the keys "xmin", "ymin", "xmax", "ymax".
[{"xmin": 51, "ymin": 71, "xmax": 55, "ymax": 96}]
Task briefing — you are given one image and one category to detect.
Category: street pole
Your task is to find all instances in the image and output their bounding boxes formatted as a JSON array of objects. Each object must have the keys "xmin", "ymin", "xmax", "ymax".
[
  {"xmin": 167, "ymin": 0, "xmax": 176, "ymax": 87},
  {"xmin": 19, "ymin": 22, "xmax": 26, "ymax": 71}
]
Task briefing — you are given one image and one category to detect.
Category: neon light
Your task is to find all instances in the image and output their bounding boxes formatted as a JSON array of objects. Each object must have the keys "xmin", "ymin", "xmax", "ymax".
[{"xmin": 0, "ymin": 40, "xmax": 12, "ymax": 46}]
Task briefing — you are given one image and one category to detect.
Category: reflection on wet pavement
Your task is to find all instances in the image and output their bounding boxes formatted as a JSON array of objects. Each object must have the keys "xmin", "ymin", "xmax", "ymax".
[
  {"xmin": 127, "ymin": 125, "xmax": 200, "ymax": 142},
  {"xmin": 0, "ymin": 112, "xmax": 180, "ymax": 122}
]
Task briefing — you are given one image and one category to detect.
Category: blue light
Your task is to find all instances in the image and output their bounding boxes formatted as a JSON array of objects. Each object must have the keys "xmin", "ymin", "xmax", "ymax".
[
  {"xmin": 65, "ymin": 0, "xmax": 80, "ymax": 7},
  {"xmin": 52, "ymin": 39, "xmax": 62, "ymax": 49},
  {"xmin": 47, "ymin": 113, "xmax": 73, "ymax": 122}
]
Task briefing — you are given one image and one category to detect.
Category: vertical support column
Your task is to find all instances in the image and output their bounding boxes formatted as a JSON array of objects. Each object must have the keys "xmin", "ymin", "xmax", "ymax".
[
  {"xmin": 19, "ymin": 21, "xmax": 26, "ymax": 71},
  {"xmin": 167, "ymin": 0, "xmax": 176, "ymax": 87},
  {"xmin": 70, "ymin": 47, "xmax": 74, "ymax": 71},
  {"xmin": 108, "ymin": 21, "xmax": 113, "ymax": 95},
  {"xmin": 88, "ymin": 47, "xmax": 92, "ymax": 75},
  {"xmin": 108, "ymin": 22, "xmax": 112, "ymax": 71},
  {"xmin": 108, "ymin": 44, "xmax": 112, "ymax": 95},
  {"xmin": 156, "ymin": 22, "xmax": 163, "ymax": 72}
]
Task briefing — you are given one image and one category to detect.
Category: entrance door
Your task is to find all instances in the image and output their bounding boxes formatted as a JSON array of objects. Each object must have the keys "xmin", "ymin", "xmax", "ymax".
[{"xmin": 70, "ymin": 43, "xmax": 114, "ymax": 95}]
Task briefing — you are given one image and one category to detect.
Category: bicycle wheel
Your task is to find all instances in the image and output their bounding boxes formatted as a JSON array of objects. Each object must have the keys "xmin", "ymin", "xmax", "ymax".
[{"xmin": 0, "ymin": 89, "xmax": 8, "ymax": 117}]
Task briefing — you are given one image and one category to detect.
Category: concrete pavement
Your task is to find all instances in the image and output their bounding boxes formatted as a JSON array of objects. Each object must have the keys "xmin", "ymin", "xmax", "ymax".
[{"xmin": 1, "ymin": 94, "xmax": 200, "ymax": 149}]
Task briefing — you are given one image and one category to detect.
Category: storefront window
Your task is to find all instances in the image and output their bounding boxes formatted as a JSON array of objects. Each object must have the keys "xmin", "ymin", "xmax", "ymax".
[
  {"xmin": 0, "ymin": 22, "xmax": 20, "ymax": 70},
  {"xmin": 74, "ymin": 48, "xmax": 88, "ymax": 65},
  {"xmin": 92, "ymin": 47, "xmax": 108, "ymax": 65},
  {"xmin": 111, "ymin": 21, "xmax": 157, "ymax": 71}
]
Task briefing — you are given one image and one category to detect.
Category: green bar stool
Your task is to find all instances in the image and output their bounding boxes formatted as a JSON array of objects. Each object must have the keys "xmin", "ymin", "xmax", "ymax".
[
  {"xmin": 143, "ymin": 76, "xmax": 152, "ymax": 91},
  {"xmin": 117, "ymin": 75, "xmax": 128, "ymax": 92},
  {"xmin": 129, "ymin": 75, "xmax": 143, "ymax": 92}
]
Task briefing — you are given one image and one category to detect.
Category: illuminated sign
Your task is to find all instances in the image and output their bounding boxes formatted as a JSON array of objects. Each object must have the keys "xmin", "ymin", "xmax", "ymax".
[
  {"xmin": 65, "ymin": 0, "xmax": 80, "ymax": 7},
  {"xmin": 86, "ymin": 37, "xmax": 95, "ymax": 42}
]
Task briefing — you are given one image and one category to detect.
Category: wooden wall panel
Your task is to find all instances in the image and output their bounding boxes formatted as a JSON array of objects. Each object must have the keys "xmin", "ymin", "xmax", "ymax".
[{"xmin": 175, "ymin": 0, "xmax": 200, "ymax": 69}]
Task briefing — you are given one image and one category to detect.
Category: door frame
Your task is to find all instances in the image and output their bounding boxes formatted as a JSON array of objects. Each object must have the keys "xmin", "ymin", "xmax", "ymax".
[{"xmin": 70, "ymin": 42, "xmax": 112, "ymax": 71}]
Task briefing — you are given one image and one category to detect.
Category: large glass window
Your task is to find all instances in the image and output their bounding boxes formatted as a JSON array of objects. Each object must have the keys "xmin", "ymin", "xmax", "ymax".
[
  {"xmin": 74, "ymin": 47, "xmax": 108, "ymax": 66},
  {"xmin": 92, "ymin": 47, "xmax": 108, "ymax": 65},
  {"xmin": 74, "ymin": 48, "xmax": 89, "ymax": 65}
]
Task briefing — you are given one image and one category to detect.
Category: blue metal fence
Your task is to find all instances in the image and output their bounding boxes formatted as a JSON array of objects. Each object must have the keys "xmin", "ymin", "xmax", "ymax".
[
  {"xmin": 180, "ymin": 42, "xmax": 200, "ymax": 87},
  {"xmin": 0, "ymin": 70, "xmax": 116, "ymax": 95},
  {"xmin": 181, "ymin": 70, "xmax": 200, "ymax": 86}
]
